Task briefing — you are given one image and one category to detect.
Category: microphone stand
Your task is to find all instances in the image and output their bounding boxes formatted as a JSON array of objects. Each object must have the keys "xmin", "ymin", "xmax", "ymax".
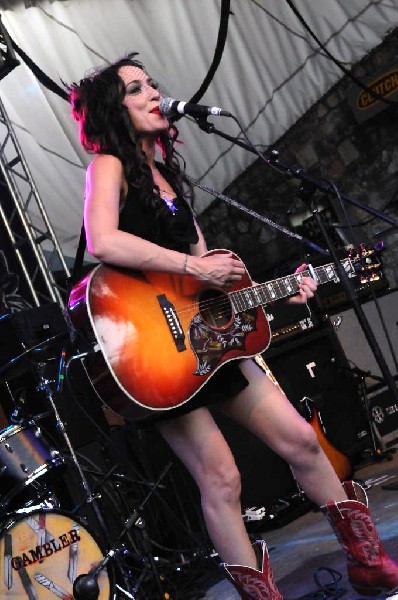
[{"xmin": 193, "ymin": 117, "xmax": 398, "ymax": 411}]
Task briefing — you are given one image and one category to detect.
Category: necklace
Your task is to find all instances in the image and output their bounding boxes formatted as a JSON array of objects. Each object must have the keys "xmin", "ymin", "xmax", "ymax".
[
  {"xmin": 162, "ymin": 195, "xmax": 178, "ymax": 215},
  {"xmin": 151, "ymin": 163, "xmax": 178, "ymax": 215},
  {"xmin": 157, "ymin": 187, "xmax": 178, "ymax": 215}
]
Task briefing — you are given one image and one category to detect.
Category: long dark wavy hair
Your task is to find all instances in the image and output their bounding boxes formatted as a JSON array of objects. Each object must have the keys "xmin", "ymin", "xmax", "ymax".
[{"xmin": 69, "ymin": 53, "xmax": 193, "ymax": 210}]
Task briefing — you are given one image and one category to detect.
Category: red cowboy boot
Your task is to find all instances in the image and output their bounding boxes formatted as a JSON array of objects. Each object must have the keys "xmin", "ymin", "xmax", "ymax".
[
  {"xmin": 222, "ymin": 539, "xmax": 283, "ymax": 600},
  {"xmin": 322, "ymin": 480, "xmax": 398, "ymax": 596}
]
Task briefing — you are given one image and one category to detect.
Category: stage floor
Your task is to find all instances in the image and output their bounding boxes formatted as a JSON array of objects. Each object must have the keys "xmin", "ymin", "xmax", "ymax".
[{"xmin": 205, "ymin": 445, "xmax": 398, "ymax": 600}]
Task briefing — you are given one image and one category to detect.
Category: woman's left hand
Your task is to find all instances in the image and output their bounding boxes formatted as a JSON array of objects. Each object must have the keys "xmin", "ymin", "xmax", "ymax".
[{"xmin": 287, "ymin": 263, "xmax": 317, "ymax": 304}]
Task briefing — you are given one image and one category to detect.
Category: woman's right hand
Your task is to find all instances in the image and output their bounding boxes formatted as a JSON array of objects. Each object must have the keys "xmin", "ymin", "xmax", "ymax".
[{"xmin": 188, "ymin": 252, "xmax": 246, "ymax": 289}]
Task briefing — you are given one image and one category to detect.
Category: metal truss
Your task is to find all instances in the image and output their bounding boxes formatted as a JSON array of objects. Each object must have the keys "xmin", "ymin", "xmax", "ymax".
[{"xmin": 0, "ymin": 95, "xmax": 70, "ymax": 308}]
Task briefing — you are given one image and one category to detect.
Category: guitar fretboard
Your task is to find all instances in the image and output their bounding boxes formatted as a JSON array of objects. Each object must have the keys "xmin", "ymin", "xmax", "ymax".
[{"xmin": 230, "ymin": 258, "xmax": 354, "ymax": 312}]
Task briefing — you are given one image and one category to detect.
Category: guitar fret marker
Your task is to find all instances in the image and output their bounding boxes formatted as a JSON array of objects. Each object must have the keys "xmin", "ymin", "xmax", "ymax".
[
  {"xmin": 283, "ymin": 279, "xmax": 294, "ymax": 293},
  {"xmin": 325, "ymin": 265, "xmax": 338, "ymax": 281},
  {"xmin": 253, "ymin": 288, "xmax": 262, "ymax": 304},
  {"xmin": 243, "ymin": 291, "xmax": 254, "ymax": 307}
]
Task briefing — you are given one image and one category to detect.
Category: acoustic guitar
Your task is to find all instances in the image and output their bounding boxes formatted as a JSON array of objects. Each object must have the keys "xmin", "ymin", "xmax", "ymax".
[{"xmin": 68, "ymin": 249, "xmax": 357, "ymax": 421}]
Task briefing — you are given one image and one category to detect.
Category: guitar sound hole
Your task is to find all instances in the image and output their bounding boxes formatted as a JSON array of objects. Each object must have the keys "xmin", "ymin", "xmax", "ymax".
[{"xmin": 199, "ymin": 289, "xmax": 232, "ymax": 328}]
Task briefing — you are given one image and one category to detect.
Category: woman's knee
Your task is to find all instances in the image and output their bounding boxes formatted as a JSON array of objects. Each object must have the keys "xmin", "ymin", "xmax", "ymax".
[
  {"xmin": 199, "ymin": 457, "xmax": 242, "ymax": 504},
  {"xmin": 286, "ymin": 420, "xmax": 321, "ymax": 463}
]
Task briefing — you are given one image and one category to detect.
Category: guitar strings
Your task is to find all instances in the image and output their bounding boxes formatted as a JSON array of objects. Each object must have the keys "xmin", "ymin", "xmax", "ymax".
[
  {"xmin": 171, "ymin": 272, "xmax": 307, "ymax": 322},
  {"xmin": 171, "ymin": 259, "xmax": 348, "ymax": 321},
  {"xmin": 174, "ymin": 269, "xmax": 309, "ymax": 316}
]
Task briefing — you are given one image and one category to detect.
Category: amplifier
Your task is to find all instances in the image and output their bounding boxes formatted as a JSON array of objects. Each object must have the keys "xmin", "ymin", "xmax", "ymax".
[
  {"xmin": 264, "ymin": 325, "xmax": 371, "ymax": 459},
  {"xmin": 0, "ymin": 304, "xmax": 108, "ymax": 448},
  {"xmin": 367, "ymin": 385, "xmax": 398, "ymax": 448},
  {"xmin": 0, "ymin": 314, "xmax": 23, "ymax": 374},
  {"xmin": 317, "ymin": 276, "xmax": 389, "ymax": 311},
  {"xmin": 0, "ymin": 303, "xmax": 68, "ymax": 426},
  {"xmin": 266, "ymin": 301, "xmax": 318, "ymax": 345},
  {"xmin": 333, "ymin": 289, "xmax": 398, "ymax": 388}
]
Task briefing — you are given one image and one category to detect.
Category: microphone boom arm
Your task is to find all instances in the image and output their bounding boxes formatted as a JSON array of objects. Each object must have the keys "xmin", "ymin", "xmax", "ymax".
[{"xmin": 194, "ymin": 116, "xmax": 398, "ymax": 227}]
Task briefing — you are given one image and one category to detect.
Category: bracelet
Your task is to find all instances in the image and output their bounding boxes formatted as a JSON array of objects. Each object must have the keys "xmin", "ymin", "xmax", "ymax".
[{"xmin": 182, "ymin": 253, "xmax": 189, "ymax": 272}]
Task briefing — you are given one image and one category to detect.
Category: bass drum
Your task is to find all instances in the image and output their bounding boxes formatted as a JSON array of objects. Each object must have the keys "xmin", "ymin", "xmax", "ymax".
[{"xmin": 0, "ymin": 509, "xmax": 111, "ymax": 599}]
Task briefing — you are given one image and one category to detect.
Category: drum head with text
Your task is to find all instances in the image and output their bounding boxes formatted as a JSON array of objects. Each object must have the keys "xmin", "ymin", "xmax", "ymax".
[{"xmin": 0, "ymin": 510, "xmax": 111, "ymax": 599}]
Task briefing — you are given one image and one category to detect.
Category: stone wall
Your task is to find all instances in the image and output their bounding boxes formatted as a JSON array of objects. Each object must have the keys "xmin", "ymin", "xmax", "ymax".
[{"xmin": 197, "ymin": 29, "xmax": 398, "ymax": 291}]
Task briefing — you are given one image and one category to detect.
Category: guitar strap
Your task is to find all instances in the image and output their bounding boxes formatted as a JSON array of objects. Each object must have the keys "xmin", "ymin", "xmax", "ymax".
[
  {"xmin": 69, "ymin": 220, "xmax": 98, "ymax": 288},
  {"xmin": 70, "ymin": 222, "xmax": 86, "ymax": 286},
  {"xmin": 186, "ymin": 175, "xmax": 328, "ymax": 256},
  {"xmin": 254, "ymin": 354, "xmax": 286, "ymax": 396}
]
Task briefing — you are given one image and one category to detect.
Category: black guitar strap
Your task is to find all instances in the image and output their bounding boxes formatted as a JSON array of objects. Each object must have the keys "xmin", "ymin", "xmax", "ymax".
[{"xmin": 69, "ymin": 221, "xmax": 87, "ymax": 288}]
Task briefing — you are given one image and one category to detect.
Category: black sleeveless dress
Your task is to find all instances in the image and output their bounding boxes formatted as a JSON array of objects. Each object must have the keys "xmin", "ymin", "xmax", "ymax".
[{"xmin": 119, "ymin": 177, "xmax": 249, "ymax": 424}]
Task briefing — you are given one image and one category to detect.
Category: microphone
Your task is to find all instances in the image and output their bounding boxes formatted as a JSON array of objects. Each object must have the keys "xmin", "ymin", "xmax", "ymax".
[
  {"xmin": 72, "ymin": 573, "xmax": 99, "ymax": 600},
  {"xmin": 159, "ymin": 97, "xmax": 232, "ymax": 118},
  {"xmin": 73, "ymin": 550, "xmax": 114, "ymax": 599}
]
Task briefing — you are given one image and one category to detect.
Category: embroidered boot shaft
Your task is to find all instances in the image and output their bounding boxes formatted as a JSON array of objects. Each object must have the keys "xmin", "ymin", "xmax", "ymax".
[
  {"xmin": 222, "ymin": 539, "xmax": 283, "ymax": 600},
  {"xmin": 322, "ymin": 480, "xmax": 398, "ymax": 596}
]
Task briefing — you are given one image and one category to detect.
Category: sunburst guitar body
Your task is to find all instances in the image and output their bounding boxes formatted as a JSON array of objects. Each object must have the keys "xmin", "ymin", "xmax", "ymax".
[{"xmin": 68, "ymin": 249, "xmax": 357, "ymax": 422}]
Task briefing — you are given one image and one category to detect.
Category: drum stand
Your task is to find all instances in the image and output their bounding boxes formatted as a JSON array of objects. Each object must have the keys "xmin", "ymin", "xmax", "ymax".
[
  {"xmin": 35, "ymin": 348, "xmax": 134, "ymax": 598},
  {"xmin": 77, "ymin": 436, "xmax": 220, "ymax": 599},
  {"xmin": 73, "ymin": 462, "xmax": 173, "ymax": 600},
  {"xmin": 41, "ymin": 347, "xmax": 179, "ymax": 599}
]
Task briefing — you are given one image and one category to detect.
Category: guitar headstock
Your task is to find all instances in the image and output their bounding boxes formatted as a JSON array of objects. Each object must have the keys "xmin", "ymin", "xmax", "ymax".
[
  {"xmin": 346, "ymin": 243, "xmax": 383, "ymax": 284},
  {"xmin": 340, "ymin": 257, "xmax": 357, "ymax": 278}
]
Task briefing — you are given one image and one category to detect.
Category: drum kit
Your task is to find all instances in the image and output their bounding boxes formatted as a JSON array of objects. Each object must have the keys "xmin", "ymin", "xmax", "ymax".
[{"xmin": 0, "ymin": 330, "xmax": 177, "ymax": 599}]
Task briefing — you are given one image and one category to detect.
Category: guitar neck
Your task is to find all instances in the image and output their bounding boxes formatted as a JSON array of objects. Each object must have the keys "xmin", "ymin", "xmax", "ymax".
[{"xmin": 230, "ymin": 258, "xmax": 354, "ymax": 312}]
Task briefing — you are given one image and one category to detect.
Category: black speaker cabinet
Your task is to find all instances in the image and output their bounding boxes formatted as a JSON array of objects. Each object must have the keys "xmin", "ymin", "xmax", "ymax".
[
  {"xmin": 211, "ymin": 411, "xmax": 298, "ymax": 511},
  {"xmin": 334, "ymin": 289, "xmax": 398, "ymax": 388},
  {"xmin": 0, "ymin": 303, "xmax": 68, "ymax": 366},
  {"xmin": 264, "ymin": 325, "xmax": 371, "ymax": 459}
]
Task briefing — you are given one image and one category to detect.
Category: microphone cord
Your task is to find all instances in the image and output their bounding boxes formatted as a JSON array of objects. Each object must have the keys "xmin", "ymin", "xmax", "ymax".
[
  {"xmin": 283, "ymin": 0, "xmax": 397, "ymax": 108},
  {"xmin": 186, "ymin": 172, "xmax": 328, "ymax": 257},
  {"xmin": 171, "ymin": 0, "xmax": 231, "ymax": 123}
]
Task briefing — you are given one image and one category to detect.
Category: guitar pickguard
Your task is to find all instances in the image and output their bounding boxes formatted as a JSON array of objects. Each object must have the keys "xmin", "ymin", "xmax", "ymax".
[{"xmin": 188, "ymin": 308, "xmax": 258, "ymax": 375}]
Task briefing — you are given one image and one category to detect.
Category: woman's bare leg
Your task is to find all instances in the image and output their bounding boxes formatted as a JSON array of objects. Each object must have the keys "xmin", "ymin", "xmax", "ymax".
[
  {"xmin": 220, "ymin": 359, "xmax": 347, "ymax": 505},
  {"xmin": 157, "ymin": 407, "xmax": 258, "ymax": 567},
  {"xmin": 156, "ymin": 359, "xmax": 347, "ymax": 567}
]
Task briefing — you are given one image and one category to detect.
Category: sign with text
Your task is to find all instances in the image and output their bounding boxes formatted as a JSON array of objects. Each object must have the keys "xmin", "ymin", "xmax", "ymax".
[{"xmin": 347, "ymin": 60, "xmax": 398, "ymax": 123}]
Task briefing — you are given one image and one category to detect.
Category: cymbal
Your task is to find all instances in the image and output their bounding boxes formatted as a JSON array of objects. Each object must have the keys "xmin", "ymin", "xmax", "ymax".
[{"xmin": 0, "ymin": 333, "xmax": 69, "ymax": 381}]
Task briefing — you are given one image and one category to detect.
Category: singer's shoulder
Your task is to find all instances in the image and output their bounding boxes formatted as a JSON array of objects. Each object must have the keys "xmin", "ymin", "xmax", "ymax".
[{"xmin": 88, "ymin": 154, "xmax": 123, "ymax": 177}]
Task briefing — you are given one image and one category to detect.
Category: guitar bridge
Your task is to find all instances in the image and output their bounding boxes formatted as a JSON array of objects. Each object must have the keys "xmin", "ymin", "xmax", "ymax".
[{"xmin": 157, "ymin": 294, "xmax": 186, "ymax": 352}]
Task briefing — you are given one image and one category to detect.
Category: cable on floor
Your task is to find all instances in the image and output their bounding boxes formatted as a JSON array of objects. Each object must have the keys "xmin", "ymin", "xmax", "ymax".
[{"xmin": 298, "ymin": 567, "xmax": 346, "ymax": 600}]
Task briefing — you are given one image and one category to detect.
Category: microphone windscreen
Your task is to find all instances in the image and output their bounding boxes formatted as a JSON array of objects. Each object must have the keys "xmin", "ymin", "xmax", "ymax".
[{"xmin": 159, "ymin": 97, "xmax": 176, "ymax": 116}]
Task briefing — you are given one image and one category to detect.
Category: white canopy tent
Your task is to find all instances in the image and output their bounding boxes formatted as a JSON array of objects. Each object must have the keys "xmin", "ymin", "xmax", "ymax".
[{"xmin": 0, "ymin": 0, "xmax": 397, "ymax": 263}]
